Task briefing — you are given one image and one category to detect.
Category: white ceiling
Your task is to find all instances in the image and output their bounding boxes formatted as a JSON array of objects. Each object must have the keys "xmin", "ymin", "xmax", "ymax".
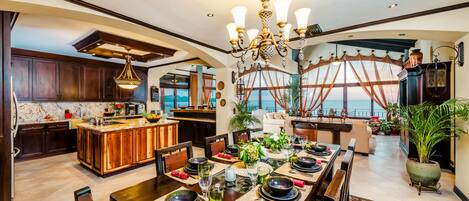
[
  {"xmin": 11, "ymin": 13, "xmax": 194, "ymax": 67},
  {"xmin": 82, "ymin": 0, "xmax": 468, "ymax": 50}
]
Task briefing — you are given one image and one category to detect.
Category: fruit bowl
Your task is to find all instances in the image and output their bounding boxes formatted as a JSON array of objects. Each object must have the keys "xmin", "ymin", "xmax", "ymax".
[{"xmin": 145, "ymin": 114, "xmax": 161, "ymax": 123}]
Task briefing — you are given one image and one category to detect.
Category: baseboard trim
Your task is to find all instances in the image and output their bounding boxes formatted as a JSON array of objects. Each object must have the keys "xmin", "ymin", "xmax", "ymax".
[{"xmin": 454, "ymin": 186, "xmax": 469, "ymax": 201}]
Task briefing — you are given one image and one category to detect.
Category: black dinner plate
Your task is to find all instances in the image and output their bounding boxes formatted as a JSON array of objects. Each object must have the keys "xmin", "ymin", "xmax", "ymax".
[
  {"xmin": 164, "ymin": 189, "xmax": 199, "ymax": 201},
  {"xmin": 259, "ymin": 184, "xmax": 300, "ymax": 201},
  {"xmin": 306, "ymin": 148, "xmax": 332, "ymax": 156},
  {"xmin": 291, "ymin": 162, "xmax": 322, "ymax": 173},
  {"xmin": 183, "ymin": 166, "xmax": 198, "ymax": 175}
]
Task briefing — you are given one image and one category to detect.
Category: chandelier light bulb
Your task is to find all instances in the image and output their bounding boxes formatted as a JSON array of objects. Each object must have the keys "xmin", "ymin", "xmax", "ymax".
[
  {"xmin": 294, "ymin": 8, "xmax": 311, "ymax": 30},
  {"xmin": 226, "ymin": 23, "xmax": 239, "ymax": 41},
  {"xmin": 247, "ymin": 29, "xmax": 259, "ymax": 43},
  {"xmin": 284, "ymin": 23, "xmax": 292, "ymax": 41},
  {"xmin": 274, "ymin": 0, "xmax": 291, "ymax": 24},
  {"xmin": 231, "ymin": 6, "xmax": 247, "ymax": 29}
]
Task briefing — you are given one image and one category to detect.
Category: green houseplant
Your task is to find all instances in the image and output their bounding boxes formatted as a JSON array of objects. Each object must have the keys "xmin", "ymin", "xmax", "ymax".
[
  {"xmin": 229, "ymin": 100, "xmax": 261, "ymax": 132},
  {"xmin": 262, "ymin": 131, "xmax": 289, "ymax": 153},
  {"xmin": 239, "ymin": 141, "xmax": 266, "ymax": 165},
  {"xmin": 400, "ymin": 99, "xmax": 469, "ymax": 193}
]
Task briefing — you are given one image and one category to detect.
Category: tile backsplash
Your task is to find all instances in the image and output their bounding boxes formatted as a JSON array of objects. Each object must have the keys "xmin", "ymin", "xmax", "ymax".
[{"xmin": 18, "ymin": 102, "xmax": 145, "ymax": 123}]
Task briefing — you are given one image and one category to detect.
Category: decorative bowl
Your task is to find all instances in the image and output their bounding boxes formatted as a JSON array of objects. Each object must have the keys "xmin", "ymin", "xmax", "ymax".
[
  {"xmin": 227, "ymin": 144, "xmax": 240, "ymax": 155},
  {"xmin": 146, "ymin": 117, "xmax": 160, "ymax": 123},
  {"xmin": 296, "ymin": 157, "xmax": 317, "ymax": 168},
  {"xmin": 187, "ymin": 157, "xmax": 208, "ymax": 170},
  {"xmin": 311, "ymin": 144, "xmax": 327, "ymax": 152},
  {"xmin": 103, "ymin": 112, "xmax": 115, "ymax": 117},
  {"xmin": 266, "ymin": 177, "xmax": 293, "ymax": 197},
  {"xmin": 164, "ymin": 189, "xmax": 198, "ymax": 201}
]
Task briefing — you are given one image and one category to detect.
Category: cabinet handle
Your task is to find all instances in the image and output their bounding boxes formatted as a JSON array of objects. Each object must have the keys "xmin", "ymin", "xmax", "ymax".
[{"xmin": 21, "ymin": 126, "xmax": 44, "ymax": 131}]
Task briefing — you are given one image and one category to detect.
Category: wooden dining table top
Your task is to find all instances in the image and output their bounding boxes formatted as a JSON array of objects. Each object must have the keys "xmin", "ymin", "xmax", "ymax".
[{"xmin": 110, "ymin": 144, "xmax": 341, "ymax": 201}]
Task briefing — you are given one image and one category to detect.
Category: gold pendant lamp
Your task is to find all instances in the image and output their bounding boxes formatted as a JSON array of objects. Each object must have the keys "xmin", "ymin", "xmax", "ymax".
[{"xmin": 115, "ymin": 51, "xmax": 141, "ymax": 90}]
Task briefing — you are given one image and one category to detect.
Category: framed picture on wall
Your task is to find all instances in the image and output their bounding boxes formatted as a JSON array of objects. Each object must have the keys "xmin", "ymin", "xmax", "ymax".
[{"xmin": 150, "ymin": 86, "xmax": 159, "ymax": 102}]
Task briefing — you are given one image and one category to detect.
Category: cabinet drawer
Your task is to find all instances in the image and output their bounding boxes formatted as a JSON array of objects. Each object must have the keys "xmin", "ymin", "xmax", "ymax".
[
  {"xmin": 19, "ymin": 125, "xmax": 45, "ymax": 131},
  {"xmin": 48, "ymin": 122, "xmax": 69, "ymax": 129}
]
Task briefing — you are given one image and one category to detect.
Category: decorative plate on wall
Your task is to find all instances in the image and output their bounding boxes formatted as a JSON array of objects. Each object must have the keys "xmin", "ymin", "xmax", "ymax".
[
  {"xmin": 220, "ymin": 99, "xmax": 226, "ymax": 107},
  {"xmin": 217, "ymin": 81, "xmax": 225, "ymax": 90},
  {"xmin": 216, "ymin": 92, "xmax": 221, "ymax": 99}
]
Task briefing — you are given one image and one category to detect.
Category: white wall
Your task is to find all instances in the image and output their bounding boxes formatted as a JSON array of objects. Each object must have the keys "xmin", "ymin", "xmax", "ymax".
[{"xmin": 455, "ymin": 33, "xmax": 469, "ymax": 198}]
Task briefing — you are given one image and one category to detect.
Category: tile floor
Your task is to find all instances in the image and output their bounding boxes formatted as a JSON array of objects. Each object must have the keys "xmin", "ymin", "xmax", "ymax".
[{"xmin": 14, "ymin": 136, "xmax": 460, "ymax": 201}]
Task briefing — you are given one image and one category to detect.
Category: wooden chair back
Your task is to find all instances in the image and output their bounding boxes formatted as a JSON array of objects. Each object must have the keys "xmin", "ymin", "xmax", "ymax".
[
  {"xmin": 340, "ymin": 150, "xmax": 355, "ymax": 201},
  {"xmin": 292, "ymin": 122, "xmax": 317, "ymax": 142},
  {"xmin": 324, "ymin": 169, "xmax": 346, "ymax": 201},
  {"xmin": 155, "ymin": 141, "xmax": 193, "ymax": 175},
  {"xmin": 233, "ymin": 129, "xmax": 251, "ymax": 144},
  {"xmin": 204, "ymin": 134, "xmax": 229, "ymax": 158},
  {"xmin": 347, "ymin": 138, "xmax": 357, "ymax": 152},
  {"xmin": 74, "ymin": 186, "xmax": 93, "ymax": 201}
]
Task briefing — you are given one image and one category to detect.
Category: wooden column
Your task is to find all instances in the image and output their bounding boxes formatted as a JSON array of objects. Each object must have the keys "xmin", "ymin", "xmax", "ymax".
[{"xmin": 0, "ymin": 11, "xmax": 13, "ymax": 201}]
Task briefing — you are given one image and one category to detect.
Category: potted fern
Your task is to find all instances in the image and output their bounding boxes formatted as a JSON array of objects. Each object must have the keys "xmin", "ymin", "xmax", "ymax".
[
  {"xmin": 229, "ymin": 100, "xmax": 261, "ymax": 132},
  {"xmin": 399, "ymin": 99, "xmax": 469, "ymax": 193}
]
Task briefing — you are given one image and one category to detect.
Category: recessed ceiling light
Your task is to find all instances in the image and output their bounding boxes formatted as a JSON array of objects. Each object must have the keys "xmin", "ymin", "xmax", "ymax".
[
  {"xmin": 388, "ymin": 3, "xmax": 398, "ymax": 8},
  {"xmin": 207, "ymin": 13, "xmax": 214, "ymax": 17},
  {"xmin": 398, "ymin": 33, "xmax": 406, "ymax": 36},
  {"xmin": 348, "ymin": 35, "xmax": 354, "ymax": 38}
]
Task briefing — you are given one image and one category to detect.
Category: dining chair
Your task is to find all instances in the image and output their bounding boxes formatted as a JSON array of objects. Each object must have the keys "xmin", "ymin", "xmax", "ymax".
[
  {"xmin": 340, "ymin": 150, "xmax": 355, "ymax": 201},
  {"xmin": 292, "ymin": 122, "xmax": 318, "ymax": 142},
  {"xmin": 155, "ymin": 141, "xmax": 193, "ymax": 176},
  {"xmin": 204, "ymin": 134, "xmax": 229, "ymax": 159},
  {"xmin": 74, "ymin": 186, "xmax": 93, "ymax": 201},
  {"xmin": 323, "ymin": 169, "xmax": 346, "ymax": 201},
  {"xmin": 233, "ymin": 129, "xmax": 251, "ymax": 144},
  {"xmin": 347, "ymin": 138, "xmax": 357, "ymax": 152}
]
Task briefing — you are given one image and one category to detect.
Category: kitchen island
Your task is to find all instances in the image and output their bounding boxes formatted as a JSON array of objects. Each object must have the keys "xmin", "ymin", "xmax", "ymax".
[{"xmin": 76, "ymin": 118, "xmax": 178, "ymax": 176}]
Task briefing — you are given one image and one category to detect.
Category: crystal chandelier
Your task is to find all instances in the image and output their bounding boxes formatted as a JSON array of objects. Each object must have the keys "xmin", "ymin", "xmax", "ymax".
[
  {"xmin": 226, "ymin": 0, "xmax": 311, "ymax": 70},
  {"xmin": 114, "ymin": 53, "xmax": 141, "ymax": 90}
]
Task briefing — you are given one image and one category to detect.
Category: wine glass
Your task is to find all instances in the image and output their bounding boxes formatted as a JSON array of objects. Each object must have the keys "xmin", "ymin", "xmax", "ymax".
[
  {"xmin": 198, "ymin": 163, "xmax": 213, "ymax": 199},
  {"xmin": 298, "ymin": 135, "xmax": 307, "ymax": 150},
  {"xmin": 246, "ymin": 163, "xmax": 258, "ymax": 186}
]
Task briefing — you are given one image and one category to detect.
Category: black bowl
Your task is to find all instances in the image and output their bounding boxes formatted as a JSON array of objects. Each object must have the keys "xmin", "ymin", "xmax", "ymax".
[
  {"xmin": 312, "ymin": 144, "xmax": 327, "ymax": 152},
  {"xmin": 266, "ymin": 177, "xmax": 294, "ymax": 197},
  {"xmin": 164, "ymin": 190, "xmax": 198, "ymax": 201},
  {"xmin": 227, "ymin": 144, "xmax": 239, "ymax": 154},
  {"xmin": 187, "ymin": 157, "xmax": 208, "ymax": 170},
  {"xmin": 296, "ymin": 156, "xmax": 317, "ymax": 168}
]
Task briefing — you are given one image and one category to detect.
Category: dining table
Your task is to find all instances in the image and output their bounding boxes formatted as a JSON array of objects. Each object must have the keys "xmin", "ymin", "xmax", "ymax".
[{"xmin": 109, "ymin": 143, "xmax": 341, "ymax": 201}]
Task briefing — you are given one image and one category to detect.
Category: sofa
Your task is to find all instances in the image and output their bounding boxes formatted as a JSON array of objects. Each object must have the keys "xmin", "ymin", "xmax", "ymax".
[{"xmin": 262, "ymin": 112, "xmax": 287, "ymax": 134}]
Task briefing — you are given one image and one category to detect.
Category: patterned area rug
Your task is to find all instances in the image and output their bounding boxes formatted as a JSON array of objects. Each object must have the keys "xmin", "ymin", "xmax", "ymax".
[{"xmin": 350, "ymin": 195, "xmax": 373, "ymax": 201}]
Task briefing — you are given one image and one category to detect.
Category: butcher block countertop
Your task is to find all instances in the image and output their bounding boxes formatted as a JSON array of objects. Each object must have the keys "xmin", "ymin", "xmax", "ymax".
[{"xmin": 76, "ymin": 118, "xmax": 178, "ymax": 133}]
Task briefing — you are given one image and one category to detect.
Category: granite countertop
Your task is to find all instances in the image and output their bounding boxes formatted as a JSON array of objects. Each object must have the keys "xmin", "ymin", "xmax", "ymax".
[
  {"xmin": 167, "ymin": 116, "xmax": 216, "ymax": 123},
  {"xmin": 76, "ymin": 118, "xmax": 179, "ymax": 133}
]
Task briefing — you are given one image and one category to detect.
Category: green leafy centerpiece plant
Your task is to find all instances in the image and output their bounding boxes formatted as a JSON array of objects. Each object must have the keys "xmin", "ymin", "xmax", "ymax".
[
  {"xmin": 229, "ymin": 100, "xmax": 261, "ymax": 132},
  {"xmin": 262, "ymin": 131, "xmax": 289, "ymax": 153},
  {"xmin": 239, "ymin": 141, "xmax": 266, "ymax": 166},
  {"xmin": 399, "ymin": 99, "xmax": 469, "ymax": 194}
]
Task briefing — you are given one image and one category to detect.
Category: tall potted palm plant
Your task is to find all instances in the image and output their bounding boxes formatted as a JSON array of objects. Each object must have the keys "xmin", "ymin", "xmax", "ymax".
[
  {"xmin": 229, "ymin": 100, "xmax": 261, "ymax": 132},
  {"xmin": 400, "ymin": 99, "xmax": 469, "ymax": 193}
]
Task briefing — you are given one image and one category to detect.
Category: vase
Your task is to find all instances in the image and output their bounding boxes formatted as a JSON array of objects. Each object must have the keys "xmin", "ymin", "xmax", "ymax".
[{"xmin": 406, "ymin": 158, "xmax": 441, "ymax": 187}]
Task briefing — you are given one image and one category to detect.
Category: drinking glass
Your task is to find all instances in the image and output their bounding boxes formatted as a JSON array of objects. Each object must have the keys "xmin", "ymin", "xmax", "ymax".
[
  {"xmin": 257, "ymin": 166, "xmax": 270, "ymax": 185},
  {"xmin": 246, "ymin": 163, "xmax": 258, "ymax": 185},
  {"xmin": 298, "ymin": 135, "xmax": 307, "ymax": 150},
  {"xmin": 209, "ymin": 183, "xmax": 223, "ymax": 201},
  {"xmin": 198, "ymin": 163, "xmax": 213, "ymax": 198},
  {"xmin": 283, "ymin": 144, "xmax": 294, "ymax": 162}
]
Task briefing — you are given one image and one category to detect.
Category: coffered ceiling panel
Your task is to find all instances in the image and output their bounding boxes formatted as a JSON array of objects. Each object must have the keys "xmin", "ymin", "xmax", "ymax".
[{"xmin": 81, "ymin": 0, "xmax": 468, "ymax": 50}]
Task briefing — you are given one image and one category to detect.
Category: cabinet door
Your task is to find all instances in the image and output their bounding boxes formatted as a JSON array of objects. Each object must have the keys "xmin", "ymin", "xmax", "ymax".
[
  {"xmin": 118, "ymin": 87, "xmax": 133, "ymax": 101},
  {"xmin": 81, "ymin": 65, "xmax": 102, "ymax": 100},
  {"xmin": 59, "ymin": 62, "xmax": 81, "ymax": 100},
  {"xmin": 16, "ymin": 125, "xmax": 46, "ymax": 158},
  {"xmin": 45, "ymin": 128, "xmax": 69, "ymax": 153},
  {"xmin": 104, "ymin": 130, "xmax": 133, "ymax": 172},
  {"xmin": 68, "ymin": 129, "xmax": 77, "ymax": 151},
  {"xmin": 77, "ymin": 128, "xmax": 93, "ymax": 165},
  {"xmin": 134, "ymin": 127, "xmax": 155, "ymax": 163},
  {"xmin": 102, "ymin": 67, "xmax": 118, "ymax": 100},
  {"xmin": 32, "ymin": 59, "xmax": 59, "ymax": 100},
  {"xmin": 11, "ymin": 56, "xmax": 32, "ymax": 101},
  {"xmin": 131, "ymin": 70, "xmax": 147, "ymax": 102}
]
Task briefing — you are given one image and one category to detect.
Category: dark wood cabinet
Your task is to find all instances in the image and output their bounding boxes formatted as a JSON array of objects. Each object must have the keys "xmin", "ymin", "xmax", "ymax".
[
  {"xmin": 15, "ymin": 122, "xmax": 77, "ymax": 161},
  {"xmin": 81, "ymin": 65, "xmax": 102, "ymax": 100},
  {"xmin": 177, "ymin": 120, "xmax": 215, "ymax": 147},
  {"xmin": 59, "ymin": 62, "xmax": 81, "ymax": 100},
  {"xmin": 132, "ymin": 70, "xmax": 147, "ymax": 102},
  {"xmin": 102, "ymin": 67, "xmax": 118, "ymax": 100},
  {"xmin": 32, "ymin": 59, "xmax": 60, "ymax": 101},
  {"xmin": 12, "ymin": 56, "xmax": 32, "ymax": 101}
]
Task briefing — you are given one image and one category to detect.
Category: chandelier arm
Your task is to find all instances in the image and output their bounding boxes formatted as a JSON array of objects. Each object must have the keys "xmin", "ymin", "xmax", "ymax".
[{"xmin": 270, "ymin": 34, "xmax": 288, "ymax": 57}]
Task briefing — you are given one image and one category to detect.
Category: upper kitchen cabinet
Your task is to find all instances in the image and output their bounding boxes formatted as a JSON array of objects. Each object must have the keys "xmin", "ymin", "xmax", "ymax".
[
  {"xmin": 131, "ymin": 70, "xmax": 147, "ymax": 102},
  {"xmin": 11, "ymin": 56, "xmax": 32, "ymax": 101},
  {"xmin": 81, "ymin": 65, "xmax": 102, "ymax": 100},
  {"xmin": 32, "ymin": 59, "xmax": 60, "ymax": 101},
  {"xmin": 102, "ymin": 67, "xmax": 118, "ymax": 100},
  {"xmin": 59, "ymin": 62, "xmax": 81, "ymax": 101}
]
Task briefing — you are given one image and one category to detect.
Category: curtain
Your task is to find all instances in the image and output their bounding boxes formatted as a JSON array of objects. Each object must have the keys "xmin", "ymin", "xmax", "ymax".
[
  {"xmin": 346, "ymin": 54, "xmax": 400, "ymax": 109},
  {"xmin": 240, "ymin": 71, "xmax": 258, "ymax": 101},
  {"xmin": 203, "ymin": 75, "xmax": 213, "ymax": 106},
  {"xmin": 189, "ymin": 72, "xmax": 198, "ymax": 106},
  {"xmin": 262, "ymin": 69, "xmax": 291, "ymax": 111},
  {"xmin": 300, "ymin": 60, "xmax": 342, "ymax": 116}
]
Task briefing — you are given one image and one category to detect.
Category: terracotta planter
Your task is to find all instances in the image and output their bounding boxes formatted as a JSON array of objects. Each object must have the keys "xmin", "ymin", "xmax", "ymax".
[{"xmin": 406, "ymin": 159, "xmax": 441, "ymax": 187}]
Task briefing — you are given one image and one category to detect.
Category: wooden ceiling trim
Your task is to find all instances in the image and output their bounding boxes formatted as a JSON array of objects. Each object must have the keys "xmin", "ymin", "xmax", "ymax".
[{"xmin": 148, "ymin": 57, "xmax": 200, "ymax": 69}]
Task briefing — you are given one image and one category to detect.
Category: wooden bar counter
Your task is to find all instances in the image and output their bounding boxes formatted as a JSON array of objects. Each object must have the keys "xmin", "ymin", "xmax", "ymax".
[{"xmin": 76, "ymin": 118, "xmax": 178, "ymax": 176}]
